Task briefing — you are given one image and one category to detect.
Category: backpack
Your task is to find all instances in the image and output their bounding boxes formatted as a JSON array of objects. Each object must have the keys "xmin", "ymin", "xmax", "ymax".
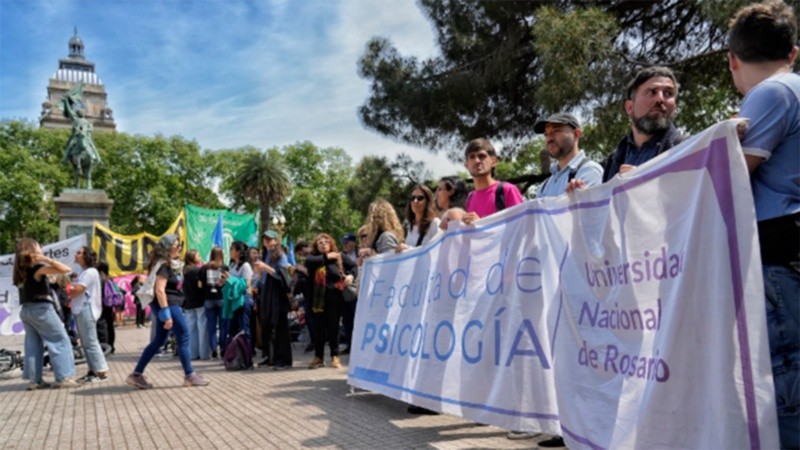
[
  {"xmin": 103, "ymin": 280, "xmax": 124, "ymax": 307},
  {"xmin": 136, "ymin": 261, "xmax": 163, "ymax": 303},
  {"xmin": 223, "ymin": 331, "xmax": 253, "ymax": 371}
]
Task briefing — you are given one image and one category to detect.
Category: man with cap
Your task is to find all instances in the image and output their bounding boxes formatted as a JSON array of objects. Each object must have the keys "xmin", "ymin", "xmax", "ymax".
[
  {"xmin": 602, "ymin": 66, "xmax": 683, "ymax": 182},
  {"xmin": 340, "ymin": 233, "xmax": 358, "ymax": 354},
  {"xmin": 512, "ymin": 114, "xmax": 601, "ymax": 444},
  {"xmin": 534, "ymin": 113, "xmax": 603, "ymax": 198}
]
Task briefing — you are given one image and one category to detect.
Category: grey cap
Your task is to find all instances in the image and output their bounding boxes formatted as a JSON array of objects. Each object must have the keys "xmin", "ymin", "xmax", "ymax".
[
  {"xmin": 533, "ymin": 113, "xmax": 581, "ymax": 134},
  {"xmin": 262, "ymin": 229, "xmax": 279, "ymax": 239},
  {"xmin": 158, "ymin": 234, "xmax": 179, "ymax": 250}
]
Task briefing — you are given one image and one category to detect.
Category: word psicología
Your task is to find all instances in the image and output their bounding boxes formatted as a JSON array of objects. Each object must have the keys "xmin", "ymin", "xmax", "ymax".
[{"xmin": 359, "ymin": 307, "xmax": 550, "ymax": 368}]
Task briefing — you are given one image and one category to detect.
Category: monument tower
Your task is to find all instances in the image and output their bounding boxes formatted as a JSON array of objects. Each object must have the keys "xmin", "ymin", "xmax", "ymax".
[
  {"xmin": 40, "ymin": 28, "xmax": 116, "ymax": 132},
  {"xmin": 45, "ymin": 28, "xmax": 114, "ymax": 242}
]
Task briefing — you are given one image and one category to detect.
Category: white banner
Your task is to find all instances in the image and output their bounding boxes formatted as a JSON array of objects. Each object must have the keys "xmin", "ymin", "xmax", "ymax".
[
  {"xmin": 0, "ymin": 235, "xmax": 85, "ymax": 336},
  {"xmin": 348, "ymin": 121, "xmax": 778, "ymax": 449}
]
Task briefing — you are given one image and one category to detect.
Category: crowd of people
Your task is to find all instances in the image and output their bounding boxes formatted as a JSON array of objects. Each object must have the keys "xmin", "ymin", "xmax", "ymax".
[{"xmin": 11, "ymin": 1, "xmax": 797, "ymax": 447}]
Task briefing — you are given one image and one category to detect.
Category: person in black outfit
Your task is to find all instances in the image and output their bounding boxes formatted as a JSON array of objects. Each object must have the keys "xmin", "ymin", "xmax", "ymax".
[
  {"xmin": 131, "ymin": 274, "xmax": 146, "ymax": 328},
  {"xmin": 304, "ymin": 233, "xmax": 356, "ymax": 370},
  {"xmin": 96, "ymin": 262, "xmax": 114, "ymax": 353},
  {"xmin": 253, "ymin": 230, "xmax": 293, "ymax": 369}
]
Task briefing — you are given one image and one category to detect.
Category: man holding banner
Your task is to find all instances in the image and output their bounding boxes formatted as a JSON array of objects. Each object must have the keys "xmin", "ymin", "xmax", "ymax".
[
  {"xmin": 728, "ymin": 2, "xmax": 799, "ymax": 447},
  {"xmin": 601, "ymin": 66, "xmax": 683, "ymax": 181}
]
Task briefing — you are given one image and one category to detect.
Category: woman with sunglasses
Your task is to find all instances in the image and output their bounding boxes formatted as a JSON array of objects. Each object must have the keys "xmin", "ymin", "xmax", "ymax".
[
  {"xmin": 434, "ymin": 176, "xmax": 467, "ymax": 218},
  {"xmin": 397, "ymin": 184, "xmax": 441, "ymax": 253}
]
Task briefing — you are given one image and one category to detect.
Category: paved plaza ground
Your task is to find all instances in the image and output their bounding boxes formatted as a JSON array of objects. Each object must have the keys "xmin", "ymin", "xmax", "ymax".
[{"xmin": 0, "ymin": 325, "xmax": 549, "ymax": 449}]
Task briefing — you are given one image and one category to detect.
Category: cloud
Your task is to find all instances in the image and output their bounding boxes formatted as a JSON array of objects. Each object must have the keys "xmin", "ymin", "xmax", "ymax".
[{"xmin": 1, "ymin": 0, "xmax": 463, "ymax": 177}]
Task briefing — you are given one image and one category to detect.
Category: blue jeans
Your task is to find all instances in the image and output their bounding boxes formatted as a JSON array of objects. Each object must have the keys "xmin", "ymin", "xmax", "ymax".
[
  {"xmin": 20, "ymin": 303, "xmax": 75, "ymax": 382},
  {"xmin": 242, "ymin": 294, "xmax": 254, "ymax": 344},
  {"xmin": 134, "ymin": 304, "xmax": 194, "ymax": 376},
  {"xmin": 204, "ymin": 299, "xmax": 222, "ymax": 354},
  {"xmin": 75, "ymin": 307, "xmax": 108, "ymax": 373},
  {"xmin": 763, "ymin": 264, "xmax": 800, "ymax": 449},
  {"xmin": 185, "ymin": 307, "xmax": 209, "ymax": 359}
]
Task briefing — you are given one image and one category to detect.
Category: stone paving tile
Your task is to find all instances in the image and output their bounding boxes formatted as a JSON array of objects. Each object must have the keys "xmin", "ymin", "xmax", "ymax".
[{"xmin": 0, "ymin": 326, "xmax": 548, "ymax": 449}]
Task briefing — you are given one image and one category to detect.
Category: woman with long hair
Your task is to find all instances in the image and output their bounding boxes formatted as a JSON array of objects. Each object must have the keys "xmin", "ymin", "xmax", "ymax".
[
  {"xmin": 226, "ymin": 241, "xmax": 253, "ymax": 346},
  {"xmin": 126, "ymin": 234, "xmax": 209, "ymax": 389},
  {"xmin": 435, "ymin": 176, "xmax": 468, "ymax": 217},
  {"xmin": 13, "ymin": 238, "xmax": 80, "ymax": 389},
  {"xmin": 253, "ymin": 230, "xmax": 293, "ymax": 369},
  {"xmin": 397, "ymin": 184, "xmax": 441, "ymax": 252},
  {"xmin": 200, "ymin": 246, "xmax": 227, "ymax": 357},
  {"xmin": 359, "ymin": 199, "xmax": 405, "ymax": 258},
  {"xmin": 305, "ymin": 233, "xmax": 357, "ymax": 369},
  {"xmin": 69, "ymin": 247, "xmax": 109, "ymax": 383},
  {"xmin": 182, "ymin": 249, "xmax": 209, "ymax": 360}
]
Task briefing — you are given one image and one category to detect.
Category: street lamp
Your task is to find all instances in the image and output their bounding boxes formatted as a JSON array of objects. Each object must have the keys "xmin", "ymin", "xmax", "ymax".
[{"xmin": 271, "ymin": 214, "xmax": 286, "ymax": 240}]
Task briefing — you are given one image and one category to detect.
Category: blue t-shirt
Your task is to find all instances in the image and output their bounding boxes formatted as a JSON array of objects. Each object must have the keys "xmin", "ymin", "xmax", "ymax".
[
  {"xmin": 740, "ymin": 72, "xmax": 800, "ymax": 222},
  {"xmin": 539, "ymin": 150, "xmax": 603, "ymax": 198}
]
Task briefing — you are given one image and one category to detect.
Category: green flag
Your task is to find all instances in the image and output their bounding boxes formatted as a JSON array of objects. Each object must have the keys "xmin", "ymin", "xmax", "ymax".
[{"xmin": 185, "ymin": 204, "xmax": 258, "ymax": 263}]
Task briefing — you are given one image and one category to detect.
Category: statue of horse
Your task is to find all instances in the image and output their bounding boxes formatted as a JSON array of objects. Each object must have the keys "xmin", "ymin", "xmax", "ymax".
[{"xmin": 58, "ymin": 83, "xmax": 102, "ymax": 189}]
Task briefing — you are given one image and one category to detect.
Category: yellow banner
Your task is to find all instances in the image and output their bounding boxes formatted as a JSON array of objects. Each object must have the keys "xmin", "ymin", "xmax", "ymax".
[{"xmin": 92, "ymin": 210, "xmax": 187, "ymax": 276}]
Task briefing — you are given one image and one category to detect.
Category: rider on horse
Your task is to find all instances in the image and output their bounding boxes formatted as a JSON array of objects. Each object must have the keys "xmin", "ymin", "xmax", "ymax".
[{"xmin": 59, "ymin": 83, "xmax": 101, "ymax": 189}]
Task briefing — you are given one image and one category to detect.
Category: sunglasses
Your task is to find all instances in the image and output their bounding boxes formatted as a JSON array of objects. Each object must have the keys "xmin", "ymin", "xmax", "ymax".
[
  {"xmin": 359, "ymin": 234, "xmax": 368, "ymax": 239},
  {"xmin": 409, "ymin": 195, "xmax": 426, "ymax": 202}
]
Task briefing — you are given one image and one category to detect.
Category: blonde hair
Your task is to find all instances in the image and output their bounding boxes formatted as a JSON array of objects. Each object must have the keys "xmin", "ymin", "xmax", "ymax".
[{"xmin": 365, "ymin": 199, "xmax": 405, "ymax": 248}]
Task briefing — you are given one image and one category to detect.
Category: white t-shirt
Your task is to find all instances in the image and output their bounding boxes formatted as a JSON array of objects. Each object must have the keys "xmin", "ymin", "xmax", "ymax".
[
  {"xmin": 406, "ymin": 218, "xmax": 442, "ymax": 247},
  {"xmin": 73, "ymin": 267, "xmax": 102, "ymax": 321},
  {"xmin": 231, "ymin": 262, "xmax": 254, "ymax": 288}
]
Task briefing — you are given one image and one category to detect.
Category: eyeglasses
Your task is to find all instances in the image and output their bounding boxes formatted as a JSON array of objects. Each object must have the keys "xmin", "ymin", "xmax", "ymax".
[
  {"xmin": 359, "ymin": 234, "xmax": 368, "ymax": 239},
  {"xmin": 409, "ymin": 195, "xmax": 426, "ymax": 202}
]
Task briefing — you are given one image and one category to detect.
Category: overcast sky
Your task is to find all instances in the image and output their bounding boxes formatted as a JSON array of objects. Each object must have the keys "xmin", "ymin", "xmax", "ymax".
[{"xmin": 0, "ymin": 0, "xmax": 463, "ymax": 177}]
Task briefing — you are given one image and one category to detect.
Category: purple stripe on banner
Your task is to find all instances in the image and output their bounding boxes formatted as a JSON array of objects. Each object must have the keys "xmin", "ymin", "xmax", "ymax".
[
  {"xmin": 611, "ymin": 137, "xmax": 759, "ymax": 449},
  {"xmin": 550, "ymin": 244, "xmax": 571, "ymax": 357},
  {"xmin": 562, "ymin": 425, "xmax": 606, "ymax": 450},
  {"xmin": 350, "ymin": 365, "xmax": 560, "ymax": 420}
]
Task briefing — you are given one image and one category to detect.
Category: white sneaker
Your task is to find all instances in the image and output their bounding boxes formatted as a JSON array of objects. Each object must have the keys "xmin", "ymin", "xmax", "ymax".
[{"xmin": 507, "ymin": 431, "xmax": 540, "ymax": 440}]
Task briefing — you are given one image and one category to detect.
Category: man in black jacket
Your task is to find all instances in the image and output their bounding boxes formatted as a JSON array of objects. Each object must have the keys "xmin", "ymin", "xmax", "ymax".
[{"xmin": 602, "ymin": 66, "xmax": 683, "ymax": 182}]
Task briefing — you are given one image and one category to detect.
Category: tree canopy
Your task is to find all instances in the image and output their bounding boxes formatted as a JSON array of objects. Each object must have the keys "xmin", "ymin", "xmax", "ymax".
[{"xmin": 358, "ymin": 0, "xmax": 757, "ymax": 161}]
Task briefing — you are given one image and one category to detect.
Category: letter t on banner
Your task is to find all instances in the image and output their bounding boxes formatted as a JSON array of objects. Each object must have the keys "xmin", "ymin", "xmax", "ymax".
[{"xmin": 210, "ymin": 213, "xmax": 224, "ymax": 260}]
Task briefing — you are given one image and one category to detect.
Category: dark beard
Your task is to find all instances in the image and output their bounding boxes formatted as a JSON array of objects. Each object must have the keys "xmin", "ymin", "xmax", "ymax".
[{"xmin": 633, "ymin": 114, "xmax": 671, "ymax": 135}]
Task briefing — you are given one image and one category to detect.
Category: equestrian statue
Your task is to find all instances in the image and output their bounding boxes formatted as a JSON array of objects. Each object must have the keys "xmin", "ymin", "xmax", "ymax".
[{"xmin": 59, "ymin": 82, "xmax": 101, "ymax": 189}]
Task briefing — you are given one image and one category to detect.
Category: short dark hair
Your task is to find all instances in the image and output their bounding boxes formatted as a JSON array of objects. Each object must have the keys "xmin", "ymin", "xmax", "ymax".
[
  {"xmin": 626, "ymin": 66, "xmax": 679, "ymax": 100},
  {"xmin": 729, "ymin": 0, "xmax": 797, "ymax": 63},
  {"xmin": 464, "ymin": 138, "xmax": 497, "ymax": 158}
]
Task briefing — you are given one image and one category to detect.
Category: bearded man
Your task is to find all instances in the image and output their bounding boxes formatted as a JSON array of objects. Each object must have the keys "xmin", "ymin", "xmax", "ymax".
[{"xmin": 602, "ymin": 66, "xmax": 684, "ymax": 181}]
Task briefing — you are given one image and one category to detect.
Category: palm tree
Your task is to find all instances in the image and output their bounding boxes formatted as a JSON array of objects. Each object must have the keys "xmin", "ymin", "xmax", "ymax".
[{"xmin": 234, "ymin": 150, "xmax": 291, "ymax": 236}]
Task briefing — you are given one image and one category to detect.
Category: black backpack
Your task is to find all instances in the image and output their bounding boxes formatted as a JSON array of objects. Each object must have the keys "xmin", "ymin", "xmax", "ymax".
[{"xmin": 223, "ymin": 331, "xmax": 253, "ymax": 371}]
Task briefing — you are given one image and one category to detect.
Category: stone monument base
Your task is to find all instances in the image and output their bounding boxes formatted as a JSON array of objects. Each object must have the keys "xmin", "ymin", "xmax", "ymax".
[{"xmin": 54, "ymin": 189, "xmax": 113, "ymax": 243}]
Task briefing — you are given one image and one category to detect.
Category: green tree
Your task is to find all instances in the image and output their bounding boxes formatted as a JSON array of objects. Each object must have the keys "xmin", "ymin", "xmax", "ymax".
[
  {"xmin": 0, "ymin": 121, "xmax": 69, "ymax": 253},
  {"xmin": 346, "ymin": 156, "xmax": 401, "ymax": 216},
  {"xmin": 359, "ymin": 0, "xmax": 744, "ymax": 161},
  {"xmin": 0, "ymin": 121, "xmax": 226, "ymax": 252},
  {"xmin": 281, "ymin": 142, "xmax": 361, "ymax": 241},
  {"xmin": 234, "ymin": 150, "xmax": 292, "ymax": 236}
]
